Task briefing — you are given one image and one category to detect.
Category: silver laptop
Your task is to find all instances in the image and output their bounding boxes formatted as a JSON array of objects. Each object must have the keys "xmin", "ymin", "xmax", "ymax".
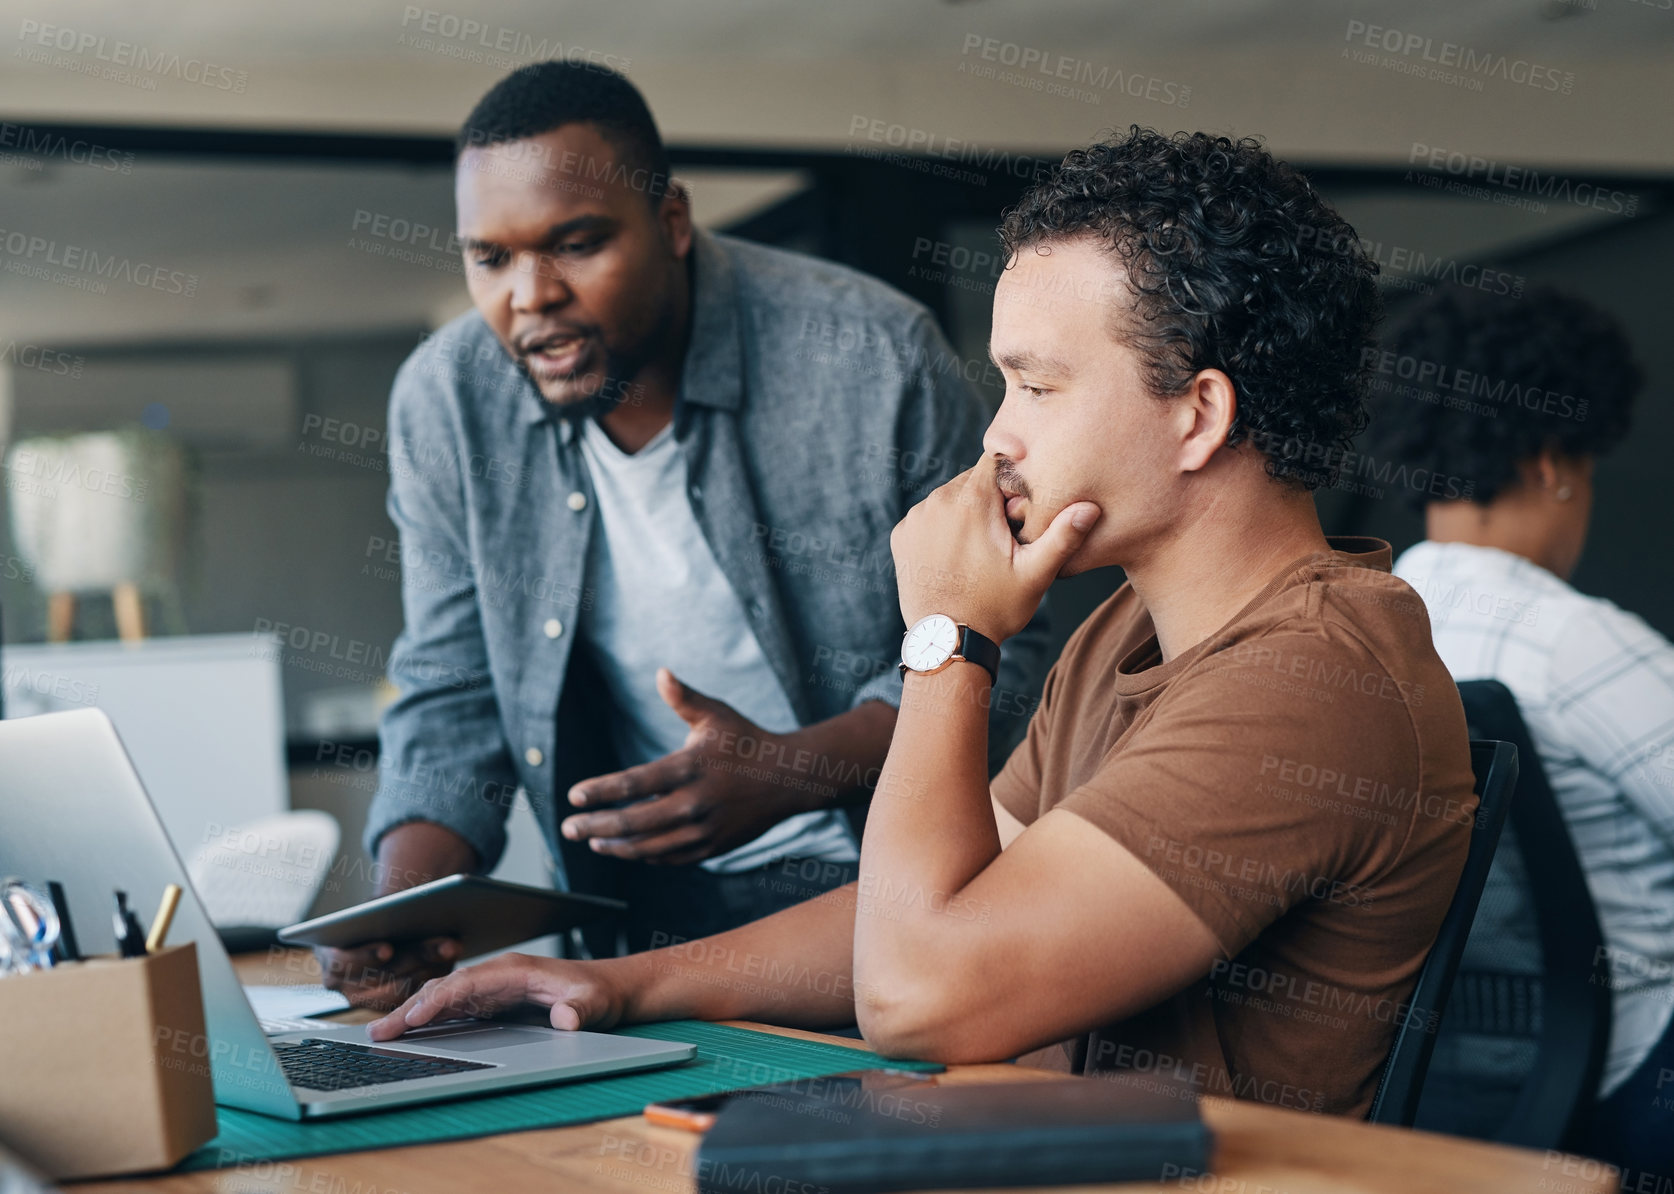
[{"xmin": 0, "ymin": 708, "xmax": 695, "ymax": 1119}]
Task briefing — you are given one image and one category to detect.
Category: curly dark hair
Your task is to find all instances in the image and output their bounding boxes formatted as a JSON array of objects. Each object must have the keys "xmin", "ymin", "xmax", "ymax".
[
  {"xmin": 998, "ymin": 127, "xmax": 1382, "ymax": 490},
  {"xmin": 1369, "ymin": 284, "xmax": 1641, "ymax": 509}
]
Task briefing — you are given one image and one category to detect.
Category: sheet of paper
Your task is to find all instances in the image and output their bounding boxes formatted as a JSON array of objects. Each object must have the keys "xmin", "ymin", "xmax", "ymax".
[{"xmin": 243, "ymin": 983, "xmax": 351, "ymax": 1021}]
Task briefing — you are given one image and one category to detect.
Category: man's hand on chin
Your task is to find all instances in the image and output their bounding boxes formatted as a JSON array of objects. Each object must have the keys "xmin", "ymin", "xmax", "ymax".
[{"xmin": 889, "ymin": 454, "xmax": 1101, "ymax": 642}]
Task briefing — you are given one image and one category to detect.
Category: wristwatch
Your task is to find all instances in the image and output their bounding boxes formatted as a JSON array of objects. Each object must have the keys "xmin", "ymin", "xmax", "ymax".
[{"xmin": 898, "ymin": 614, "xmax": 1001, "ymax": 684}]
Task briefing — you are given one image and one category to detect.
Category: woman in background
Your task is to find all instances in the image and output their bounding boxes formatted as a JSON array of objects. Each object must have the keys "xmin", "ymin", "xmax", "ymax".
[{"xmin": 1378, "ymin": 283, "xmax": 1674, "ymax": 1175}]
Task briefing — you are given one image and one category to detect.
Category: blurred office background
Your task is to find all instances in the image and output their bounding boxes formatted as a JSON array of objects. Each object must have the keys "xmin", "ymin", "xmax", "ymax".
[{"xmin": 0, "ymin": 0, "xmax": 1668, "ymax": 907}]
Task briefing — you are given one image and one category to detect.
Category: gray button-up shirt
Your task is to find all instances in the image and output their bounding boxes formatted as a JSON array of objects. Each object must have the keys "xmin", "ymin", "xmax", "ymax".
[{"xmin": 364, "ymin": 229, "xmax": 1051, "ymax": 876}]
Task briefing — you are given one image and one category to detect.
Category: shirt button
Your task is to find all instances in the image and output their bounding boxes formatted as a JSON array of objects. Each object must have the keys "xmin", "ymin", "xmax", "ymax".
[
  {"xmin": 543, "ymin": 618, "xmax": 564, "ymax": 639},
  {"xmin": 689, "ymin": 485, "xmax": 703, "ymax": 503},
  {"xmin": 566, "ymin": 491, "xmax": 588, "ymax": 512},
  {"xmin": 525, "ymin": 747, "xmax": 544, "ymax": 767}
]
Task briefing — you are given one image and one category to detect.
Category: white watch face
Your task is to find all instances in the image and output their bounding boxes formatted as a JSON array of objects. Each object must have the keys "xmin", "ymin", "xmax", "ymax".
[{"xmin": 902, "ymin": 614, "xmax": 960, "ymax": 673}]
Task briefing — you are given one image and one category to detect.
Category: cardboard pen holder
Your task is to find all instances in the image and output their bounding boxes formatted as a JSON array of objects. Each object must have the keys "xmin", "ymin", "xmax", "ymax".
[{"xmin": 0, "ymin": 942, "xmax": 217, "ymax": 1179}]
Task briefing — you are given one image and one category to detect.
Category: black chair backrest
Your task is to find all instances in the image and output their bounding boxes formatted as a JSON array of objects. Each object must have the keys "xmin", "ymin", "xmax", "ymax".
[
  {"xmin": 1367, "ymin": 738, "xmax": 1517, "ymax": 1126},
  {"xmin": 1426, "ymin": 680, "xmax": 1612, "ymax": 1149}
]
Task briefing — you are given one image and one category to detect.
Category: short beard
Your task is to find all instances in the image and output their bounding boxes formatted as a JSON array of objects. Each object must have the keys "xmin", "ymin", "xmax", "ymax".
[
  {"xmin": 995, "ymin": 455, "xmax": 1032, "ymax": 542},
  {"xmin": 523, "ymin": 354, "xmax": 637, "ymax": 422},
  {"xmin": 567, "ymin": 376, "xmax": 634, "ymax": 422}
]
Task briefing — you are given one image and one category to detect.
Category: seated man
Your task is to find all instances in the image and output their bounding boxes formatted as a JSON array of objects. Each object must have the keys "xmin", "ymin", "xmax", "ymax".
[
  {"xmin": 369, "ymin": 128, "xmax": 1478, "ymax": 1117},
  {"xmin": 1378, "ymin": 284, "xmax": 1674, "ymax": 1171}
]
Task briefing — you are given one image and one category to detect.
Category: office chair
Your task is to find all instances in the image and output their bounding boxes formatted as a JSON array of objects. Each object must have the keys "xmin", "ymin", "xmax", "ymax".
[
  {"xmin": 1410, "ymin": 680, "xmax": 1611, "ymax": 1151},
  {"xmin": 188, "ymin": 810, "xmax": 340, "ymax": 951},
  {"xmin": 1367, "ymin": 738, "xmax": 1517, "ymax": 1127}
]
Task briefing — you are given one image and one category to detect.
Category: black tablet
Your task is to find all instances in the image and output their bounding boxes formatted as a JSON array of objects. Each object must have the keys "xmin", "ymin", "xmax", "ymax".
[{"xmin": 277, "ymin": 874, "xmax": 624, "ymax": 957}]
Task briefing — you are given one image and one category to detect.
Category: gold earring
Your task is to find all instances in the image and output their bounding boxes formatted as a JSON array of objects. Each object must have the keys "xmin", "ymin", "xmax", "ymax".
[{"xmin": 1556, "ymin": 485, "xmax": 1573, "ymax": 502}]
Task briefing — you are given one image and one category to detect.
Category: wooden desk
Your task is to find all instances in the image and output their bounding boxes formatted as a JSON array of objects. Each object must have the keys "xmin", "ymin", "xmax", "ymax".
[{"xmin": 84, "ymin": 951, "xmax": 1618, "ymax": 1194}]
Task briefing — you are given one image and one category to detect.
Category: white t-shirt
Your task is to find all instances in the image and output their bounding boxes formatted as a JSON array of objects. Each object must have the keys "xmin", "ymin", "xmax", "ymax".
[
  {"xmin": 574, "ymin": 417, "xmax": 858, "ymax": 874},
  {"xmin": 1396, "ymin": 539, "xmax": 1674, "ymax": 1095}
]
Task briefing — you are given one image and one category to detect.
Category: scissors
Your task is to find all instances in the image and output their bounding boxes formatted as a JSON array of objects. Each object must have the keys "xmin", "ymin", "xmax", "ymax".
[{"xmin": 0, "ymin": 877, "xmax": 60, "ymax": 975}]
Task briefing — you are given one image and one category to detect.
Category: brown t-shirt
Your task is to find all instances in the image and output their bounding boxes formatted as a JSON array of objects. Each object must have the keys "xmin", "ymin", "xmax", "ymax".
[{"xmin": 991, "ymin": 537, "xmax": 1475, "ymax": 1118}]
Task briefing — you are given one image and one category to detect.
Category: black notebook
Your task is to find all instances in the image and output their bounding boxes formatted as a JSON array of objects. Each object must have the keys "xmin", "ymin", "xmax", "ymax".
[{"xmin": 695, "ymin": 1075, "xmax": 1213, "ymax": 1194}]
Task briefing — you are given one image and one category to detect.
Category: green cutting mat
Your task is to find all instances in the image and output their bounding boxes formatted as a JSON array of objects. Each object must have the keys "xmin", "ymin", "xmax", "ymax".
[{"xmin": 179, "ymin": 1021, "xmax": 937, "ymax": 1171}]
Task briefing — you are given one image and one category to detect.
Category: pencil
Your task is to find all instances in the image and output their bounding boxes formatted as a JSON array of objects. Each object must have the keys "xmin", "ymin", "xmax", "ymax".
[{"xmin": 145, "ymin": 883, "xmax": 183, "ymax": 954}]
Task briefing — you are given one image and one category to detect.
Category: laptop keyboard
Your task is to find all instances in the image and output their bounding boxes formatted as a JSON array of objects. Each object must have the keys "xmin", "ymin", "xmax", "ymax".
[{"xmin": 275, "ymin": 1038, "xmax": 497, "ymax": 1092}]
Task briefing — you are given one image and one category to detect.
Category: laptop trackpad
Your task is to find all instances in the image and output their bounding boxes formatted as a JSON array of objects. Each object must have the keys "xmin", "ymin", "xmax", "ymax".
[{"xmin": 401, "ymin": 1023, "xmax": 560, "ymax": 1053}]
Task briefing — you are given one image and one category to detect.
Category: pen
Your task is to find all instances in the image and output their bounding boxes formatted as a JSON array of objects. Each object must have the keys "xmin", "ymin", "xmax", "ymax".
[
  {"xmin": 113, "ymin": 890, "xmax": 147, "ymax": 959},
  {"xmin": 47, "ymin": 880, "xmax": 79, "ymax": 963},
  {"xmin": 145, "ymin": 884, "xmax": 182, "ymax": 954}
]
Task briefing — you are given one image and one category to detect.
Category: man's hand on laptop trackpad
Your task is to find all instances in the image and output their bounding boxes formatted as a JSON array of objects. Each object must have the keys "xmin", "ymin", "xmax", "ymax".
[
  {"xmin": 318, "ymin": 936, "xmax": 461, "ymax": 1011},
  {"xmin": 366, "ymin": 953, "xmax": 626, "ymax": 1040}
]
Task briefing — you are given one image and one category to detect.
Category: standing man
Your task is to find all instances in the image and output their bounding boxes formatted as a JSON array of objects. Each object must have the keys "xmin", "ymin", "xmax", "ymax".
[{"xmin": 324, "ymin": 62, "xmax": 1048, "ymax": 1007}]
